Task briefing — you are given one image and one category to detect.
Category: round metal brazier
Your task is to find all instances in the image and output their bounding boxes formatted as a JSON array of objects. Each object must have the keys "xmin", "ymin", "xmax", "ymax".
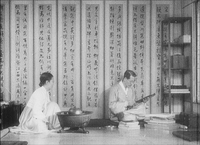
[{"xmin": 57, "ymin": 110, "xmax": 92, "ymax": 133}]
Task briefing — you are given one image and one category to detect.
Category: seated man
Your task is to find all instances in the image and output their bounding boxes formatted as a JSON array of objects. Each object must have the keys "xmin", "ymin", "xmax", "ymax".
[{"xmin": 109, "ymin": 70, "xmax": 148, "ymax": 122}]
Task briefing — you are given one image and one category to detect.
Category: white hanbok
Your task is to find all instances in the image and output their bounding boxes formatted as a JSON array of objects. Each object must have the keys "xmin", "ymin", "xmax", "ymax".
[
  {"xmin": 109, "ymin": 81, "xmax": 146, "ymax": 121},
  {"xmin": 16, "ymin": 86, "xmax": 61, "ymax": 133}
]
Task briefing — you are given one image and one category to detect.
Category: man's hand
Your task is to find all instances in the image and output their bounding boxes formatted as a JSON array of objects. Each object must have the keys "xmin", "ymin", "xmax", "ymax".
[
  {"xmin": 126, "ymin": 105, "xmax": 133, "ymax": 110},
  {"xmin": 115, "ymin": 112, "xmax": 124, "ymax": 121},
  {"xmin": 143, "ymin": 97, "xmax": 149, "ymax": 103}
]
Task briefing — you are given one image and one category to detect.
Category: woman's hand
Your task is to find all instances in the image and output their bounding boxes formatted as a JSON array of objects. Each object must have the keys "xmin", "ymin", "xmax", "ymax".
[{"xmin": 45, "ymin": 121, "xmax": 54, "ymax": 130}]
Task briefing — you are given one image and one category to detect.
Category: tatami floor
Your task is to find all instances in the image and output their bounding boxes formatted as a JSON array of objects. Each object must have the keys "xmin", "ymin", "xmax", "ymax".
[{"xmin": 1, "ymin": 127, "xmax": 199, "ymax": 145}]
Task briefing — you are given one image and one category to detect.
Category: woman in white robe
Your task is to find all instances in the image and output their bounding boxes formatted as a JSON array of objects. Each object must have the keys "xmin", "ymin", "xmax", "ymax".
[{"xmin": 17, "ymin": 72, "xmax": 61, "ymax": 133}]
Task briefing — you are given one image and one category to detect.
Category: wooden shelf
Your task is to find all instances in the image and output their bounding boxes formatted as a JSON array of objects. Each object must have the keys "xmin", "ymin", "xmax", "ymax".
[
  {"xmin": 163, "ymin": 68, "xmax": 190, "ymax": 70},
  {"xmin": 162, "ymin": 17, "xmax": 191, "ymax": 23},
  {"xmin": 162, "ymin": 43, "xmax": 190, "ymax": 47},
  {"xmin": 164, "ymin": 92, "xmax": 190, "ymax": 95},
  {"xmin": 161, "ymin": 17, "xmax": 192, "ymax": 114}
]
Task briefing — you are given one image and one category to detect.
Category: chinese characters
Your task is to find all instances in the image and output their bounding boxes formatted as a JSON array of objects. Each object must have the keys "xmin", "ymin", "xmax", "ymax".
[
  {"xmin": 15, "ymin": 4, "xmax": 29, "ymax": 103},
  {"xmin": 109, "ymin": 4, "xmax": 123, "ymax": 86},
  {"xmin": 85, "ymin": 4, "xmax": 100, "ymax": 107},
  {"xmin": 62, "ymin": 4, "xmax": 76, "ymax": 107}
]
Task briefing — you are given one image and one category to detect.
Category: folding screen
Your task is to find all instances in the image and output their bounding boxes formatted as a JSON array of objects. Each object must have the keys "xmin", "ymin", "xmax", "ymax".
[{"xmin": 1, "ymin": 0, "xmax": 181, "ymax": 118}]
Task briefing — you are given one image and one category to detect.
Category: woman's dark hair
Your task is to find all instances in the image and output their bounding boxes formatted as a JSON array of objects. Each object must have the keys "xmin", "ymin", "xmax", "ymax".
[
  {"xmin": 39, "ymin": 72, "xmax": 53, "ymax": 87},
  {"xmin": 124, "ymin": 70, "xmax": 136, "ymax": 79}
]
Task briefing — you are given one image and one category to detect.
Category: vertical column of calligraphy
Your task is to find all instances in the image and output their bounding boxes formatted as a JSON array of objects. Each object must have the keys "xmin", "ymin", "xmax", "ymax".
[
  {"xmin": 0, "ymin": 4, "xmax": 5, "ymax": 101},
  {"xmin": 21, "ymin": 5, "xmax": 29, "ymax": 103},
  {"xmin": 109, "ymin": 5, "xmax": 115, "ymax": 86},
  {"xmin": 155, "ymin": 5, "xmax": 170, "ymax": 106},
  {"xmin": 38, "ymin": 5, "xmax": 52, "ymax": 73},
  {"xmin": 38, "ymin": 5, "xmax": 45, "ymax": 73},
  {"xmin": 86, "ymin": 4, "xmax": 99, "ymax": 107},
  {"xmin": 46, "ymin": 5, "xmax": 52, "ymax": 72},
  {"xmin": 14, "ymin": 5, "xmax": 29, "ymax": 103},
  {"xmin": 15, "ymin": 5, "xmax": 21, "ymax": 103},
  {"xmin": 131, "ymin": 5, "xmax": 147, "ymax": 100},
  {"xmin": 138, "ymin": 6, "xmax": 145, "ymax": 99},
  {"xmin": 162, "ymin": 18, "xmax": 169, "ymax": 97},
  {"xmin": 109, "ymin": 4, "xmax": 123, "ymax": 87},
  {"xmin": 62, "ymin": 4, "xmax": 76, "ymax": 108},
  {"xmin": 115, "ymin": 5, "xmax": 123, "ymax": 84},
  {"xmin": 197, "ymin": 2, "xmax": 200, "ymax": 103}
]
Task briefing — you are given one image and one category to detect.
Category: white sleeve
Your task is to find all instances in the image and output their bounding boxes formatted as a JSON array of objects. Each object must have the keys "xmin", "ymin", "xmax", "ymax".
[
  {"xmin": 109, "ymin": 87, "xmax": 128, "ymax": 114},
  {"xmin": 31, "ymin": 90, "xmax": 47, "ymax": 121}
]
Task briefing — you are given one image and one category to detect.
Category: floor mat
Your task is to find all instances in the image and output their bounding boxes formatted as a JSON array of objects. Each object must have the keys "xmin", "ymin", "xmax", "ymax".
[
  {"xmin": 87, "ymin": 119, "xmax": 119, "ymax": 127},
  {"xmin": 172, "ymin": 130, "xmax": 200, "ymax": 141},
  {"xmin": 1, "ymin": 141, "xmax": 28, "ymax": 145}
]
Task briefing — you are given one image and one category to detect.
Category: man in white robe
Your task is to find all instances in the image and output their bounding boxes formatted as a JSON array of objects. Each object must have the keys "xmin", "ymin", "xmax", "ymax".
[{"xmin": 109, "ymin": 70, "xmax": 147, "ymax": 122}]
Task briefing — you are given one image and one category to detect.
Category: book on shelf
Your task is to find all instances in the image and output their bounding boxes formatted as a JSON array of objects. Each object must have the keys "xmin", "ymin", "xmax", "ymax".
[
  {"xmin": 164, "ymin": 88, "xmax": 190, "ymax": 94},
  {"xmin": 164, "ymin": 85, "xmax": 190, "ymax": 93},
  {"xmin": 171, "ymin": 89, "xmax": 190, "ymax": 92},
  {"xmin": 170, "ymin": 85, "xmax": 187, "ymax": 89}
]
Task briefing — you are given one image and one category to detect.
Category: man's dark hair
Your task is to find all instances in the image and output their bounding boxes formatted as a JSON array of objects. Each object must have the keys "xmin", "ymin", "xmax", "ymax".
[
  {"xmin": 124, "ymin": 70, "xmax": 136, "ymax": 79},
  {"xmin": 39, "ymin": 72, "xmax": 53, "ymax": 87}
]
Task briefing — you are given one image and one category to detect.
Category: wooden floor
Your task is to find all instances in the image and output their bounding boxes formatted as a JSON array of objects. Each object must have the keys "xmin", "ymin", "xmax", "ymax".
[{"xmin": 1, "ymin": 127, "xmax": 199, "ymax": 145}]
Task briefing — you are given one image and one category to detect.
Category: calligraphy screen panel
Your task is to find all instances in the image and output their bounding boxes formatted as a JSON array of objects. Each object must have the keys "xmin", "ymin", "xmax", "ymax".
[
  {"xmin": 34, "ymin": 0, "xmax": 57, "ymax": 102},
  {"xmin": 58, "ymin": 0, "xmax": 80, "ymax": 111},
  {"xmin": 105, "ymin": 0, "xmax": 127, "ymax": 89},
  {"xmin": 0, "ymin": 0, "xmax": 10, "ymax": 102},
  {"xmin": 82, "ymin": 0, "xmax": 104, "ymax": 118},
  {"xmin": 128, "ymin": 0, "xmax": 150, "ymax": 113},
  {"xmin": 10, "ymin": 0, "xmax": 33, "ymax": 104},
  {"xmin": 151, "ymin": 0, "xmax": 173, "ymax": 113},
  {"xmin": 104, "ymin": 0, "xmax": 127, "ymax": 118}
]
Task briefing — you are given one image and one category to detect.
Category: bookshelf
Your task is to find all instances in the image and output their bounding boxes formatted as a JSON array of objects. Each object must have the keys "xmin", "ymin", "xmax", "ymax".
[{"xmin": 161, "ymin": 17, "xmax": 193, "ymax": 114}]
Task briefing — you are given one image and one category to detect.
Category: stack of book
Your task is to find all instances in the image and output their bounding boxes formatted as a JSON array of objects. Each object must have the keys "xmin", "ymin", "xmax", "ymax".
[
  {"xmin": 118, "ymin": 121, "xmax": 140, "ymax": 130},
  {"xmin": 144, "ymin": 114, "xmax": 180, "ymax": 131},
  {"xmin": 164, "ymin": 85, "xmax": 190, "ymax": 94},
  {"xmin": 170, "ymin": 89, "xmax": 190, "ymax": 94},
  {"xmin": 145, "ymin": 120, "xmax": 180, "ymax": 131}
]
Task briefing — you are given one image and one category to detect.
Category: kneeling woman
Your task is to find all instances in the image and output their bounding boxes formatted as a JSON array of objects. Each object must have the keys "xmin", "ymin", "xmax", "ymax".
[{"xmin": 18, "ymin": 72, "xmax": 61, "ymax": 133}]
